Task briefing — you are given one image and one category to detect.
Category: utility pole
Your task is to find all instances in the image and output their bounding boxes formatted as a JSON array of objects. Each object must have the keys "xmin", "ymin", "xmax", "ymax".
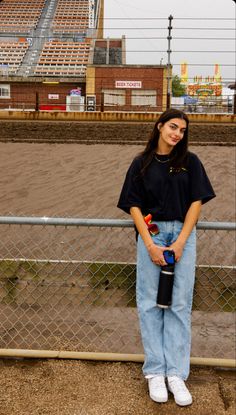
[{"xmin": 167, "ymin": 15, "xmax": 173, "ymax": 109}]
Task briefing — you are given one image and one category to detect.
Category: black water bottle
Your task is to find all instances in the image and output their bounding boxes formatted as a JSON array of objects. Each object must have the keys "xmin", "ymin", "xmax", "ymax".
[{"xmin": 157, "ymin": 250, "xmax": 175, "ymax": 309}]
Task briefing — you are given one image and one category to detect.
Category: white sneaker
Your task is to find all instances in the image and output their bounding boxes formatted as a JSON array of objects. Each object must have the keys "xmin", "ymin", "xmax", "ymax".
[
  {"xmin": 167, "ymin": 376, "xmax": 192, "ymax": 406},
  {"xmin": 148, "ymin": 375, "xmax": 168, "ymax": 403}
]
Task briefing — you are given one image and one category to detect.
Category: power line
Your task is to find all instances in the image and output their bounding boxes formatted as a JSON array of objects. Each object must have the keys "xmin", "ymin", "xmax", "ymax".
[
  {"xmin": 103, "ymin": 27, "xmax": 235, "ymax": 30},
  {"xmin": 0, "ymin": 25, "xmax": 235, "ymax": 30},
  {"xmin": 1, "ymin": 48, "xmax": 233, "ymax": 53},
  {"xmin": 0, "ymin": 35, "xmax": 234, "ymax": 40},
  {"xmin": 1, "ymin": 16, "xmax": 234, "ymax": 20},
  {"xmin": 2, "ymin": 17, "xmax": 231, "ymax": 20},
  {"xmin": 103, "ymin": 17, "xmax": 235, "ymax": 20}
]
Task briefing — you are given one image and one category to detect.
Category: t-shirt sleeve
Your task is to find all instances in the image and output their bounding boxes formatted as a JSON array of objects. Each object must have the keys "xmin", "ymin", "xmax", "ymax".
[
  {"xmin": 189, "ymin": 153, "xmax": 216, "ymax": 204},
  {"xmin": 117, "ymin": 157, "xmax": 144, "ymax": 214}
]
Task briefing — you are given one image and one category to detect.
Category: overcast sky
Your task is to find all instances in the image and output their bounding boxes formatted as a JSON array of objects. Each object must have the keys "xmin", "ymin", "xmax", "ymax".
[{"xmin": 104, "ymin": 0, "xmax": 236, "ymax": 85}]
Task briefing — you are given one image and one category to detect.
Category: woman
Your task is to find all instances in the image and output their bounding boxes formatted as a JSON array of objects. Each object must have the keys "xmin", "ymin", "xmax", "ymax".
[{"xmin": 117, "ymin": 109, "xmax": 215, "ymax": 407}]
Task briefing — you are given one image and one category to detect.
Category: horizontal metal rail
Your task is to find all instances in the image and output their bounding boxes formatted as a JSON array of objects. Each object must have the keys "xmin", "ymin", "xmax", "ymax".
[
  {"xmin": 0, "ymin": 349, "xmax": 235, "ymax": 368},
  {"xmin": 0, "ymin": 216, "xmax": 235, "ymax": 230}
]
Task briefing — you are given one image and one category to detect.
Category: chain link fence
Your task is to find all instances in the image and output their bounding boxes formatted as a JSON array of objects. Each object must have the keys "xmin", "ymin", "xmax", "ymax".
[{"xmin": 0, "ymin": 217, "xmax": 235, "ymax": 361}]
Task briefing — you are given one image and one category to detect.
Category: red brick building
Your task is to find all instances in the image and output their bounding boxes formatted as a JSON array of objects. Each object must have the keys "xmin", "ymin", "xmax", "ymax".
[
  {"xmin": 0, "ymin": 79, "xmax": 85, "ymax": 111},
  {"xmin": 0, "ymin": 62, "xmax": 168, "ymax": 112},
  {"xmin": 86, "ymin": 64, "xmax": 168, "ymax": 112}
]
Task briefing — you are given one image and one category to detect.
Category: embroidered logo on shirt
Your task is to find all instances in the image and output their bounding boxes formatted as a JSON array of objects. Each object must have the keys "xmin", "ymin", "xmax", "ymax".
[{"xmin": 169, "ymin": 167, "xmax": 188, "ymax": 174}]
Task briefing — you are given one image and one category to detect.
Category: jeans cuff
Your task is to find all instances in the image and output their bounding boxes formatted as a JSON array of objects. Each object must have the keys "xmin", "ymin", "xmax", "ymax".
[
  {"xmin": 166, "ymin": 372, "xmax": 187, "ymax": 381},
  {"xmin": 145, "ymin": 373, "xmax": 165, "ymax": 379}
]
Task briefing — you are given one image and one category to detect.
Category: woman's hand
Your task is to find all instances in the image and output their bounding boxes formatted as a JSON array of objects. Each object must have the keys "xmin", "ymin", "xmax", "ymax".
[
  {"xmin": 168, "ymin": 240, "xmax": 185, "ymax": 262},
  {"xmin": 147, "ymin": 244, "xmax": 168, "ymax": 266}
]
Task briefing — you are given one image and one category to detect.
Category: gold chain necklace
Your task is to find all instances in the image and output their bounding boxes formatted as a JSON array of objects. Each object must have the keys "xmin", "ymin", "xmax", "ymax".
[{"xmin": 154, "ymin": 155, "xmax": 170, "ymax": 163}]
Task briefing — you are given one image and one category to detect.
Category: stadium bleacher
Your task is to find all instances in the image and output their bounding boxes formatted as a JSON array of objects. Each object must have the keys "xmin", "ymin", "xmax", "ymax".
[
  {"xmin": 0, "ymin": 0, "xmax": 100, "ymax": 77},
  {"xmin": 52, "ymin": 0, "xmax": 90, "ymax": 33},
  {"xmin": 0, "ymin": 0, "xmax": 46, "ymax": 33},
  {"xmin": 0, "ymin": 41, "xmax": 29, "ymax": 74},
  {"xmin": 34, "ymin": 40, "xmax": 91, "ymax": 77}
]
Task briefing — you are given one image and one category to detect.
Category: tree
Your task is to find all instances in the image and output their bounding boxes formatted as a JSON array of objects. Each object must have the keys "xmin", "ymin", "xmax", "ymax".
[{"xmin": 172, "ymin": 75, "xmax": 186, "ymax": 97}]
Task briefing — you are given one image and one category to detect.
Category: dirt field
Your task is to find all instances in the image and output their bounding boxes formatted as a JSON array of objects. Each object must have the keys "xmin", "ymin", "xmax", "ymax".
[
  {"xmin": 0, "ymin": 358, "xmax": 235, "ymax": 415},
  {"xmin": 0, "ymin": 142, "xmax": 235, "ymax": 220},
  {"xmin": 0, "ymin": 120, "xmax": 236, "ymax": 145}
]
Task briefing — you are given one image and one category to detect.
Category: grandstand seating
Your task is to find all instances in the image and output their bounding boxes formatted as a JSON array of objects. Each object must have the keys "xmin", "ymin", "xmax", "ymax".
[
  {"xmin": 0, "ymin": 0, "xmax": 46, "ymax": 33},
  {"xmin": 34, "ymin": 40, "xmax": 91, "ymax": 77},
  {"xmin": 0, "ymin": 41, "xmax": 29, "ymax": 74},
  {"xmin": 52, "ymin": 0, "xmax": 90, "ymax": 33},
  {"xmin": 0, "ymin": 1, "xmax": 98, "ymax": 77}
]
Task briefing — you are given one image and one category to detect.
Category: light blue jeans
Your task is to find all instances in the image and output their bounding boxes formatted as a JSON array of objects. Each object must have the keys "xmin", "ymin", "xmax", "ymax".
[{"xmin": 136, "ymin": 220, "xmax": 196, "ymax": 380}]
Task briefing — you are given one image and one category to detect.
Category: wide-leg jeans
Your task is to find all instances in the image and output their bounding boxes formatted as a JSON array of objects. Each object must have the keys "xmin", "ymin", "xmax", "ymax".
[{"xmin": 136, "ymin": 220, "xmax": 196, "ymax": 380}]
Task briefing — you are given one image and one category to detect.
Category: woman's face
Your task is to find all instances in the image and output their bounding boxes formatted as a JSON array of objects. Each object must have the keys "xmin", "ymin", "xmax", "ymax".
[{"xmin": 157, "ymin": 117, "xmax": 187, "ymax": 150}]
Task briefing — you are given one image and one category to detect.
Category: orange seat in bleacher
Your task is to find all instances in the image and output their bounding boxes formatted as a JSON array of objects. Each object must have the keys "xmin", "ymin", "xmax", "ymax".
[
  {"xmin": 34, "ymin": 40, "xmax": 91, "ymax": 77},
  {"xmin": 0, "ymin": 0, "xmax": 46, "ymax": 33},
  {"xmin": 0, "ymin": 41, "xmax": 29, "ymax": 74},
  {"xmin": 52, "ymin": 0, "xmax": 90, "ymax": 33}
]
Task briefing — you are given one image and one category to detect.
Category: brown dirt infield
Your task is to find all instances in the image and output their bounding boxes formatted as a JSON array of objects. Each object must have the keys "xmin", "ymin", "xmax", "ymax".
[{"xmin": 0, "ymin": 358, "xmax": 235, "ymax": 415}]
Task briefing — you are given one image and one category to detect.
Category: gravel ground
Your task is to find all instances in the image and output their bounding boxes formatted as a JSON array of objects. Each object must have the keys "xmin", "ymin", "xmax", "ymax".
[{"xmin": 0, "ymin": 358, "xmax": 235, "ymax": 415}]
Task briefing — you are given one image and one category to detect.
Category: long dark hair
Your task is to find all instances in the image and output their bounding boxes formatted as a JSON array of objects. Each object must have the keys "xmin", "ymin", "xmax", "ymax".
[{"xmin": 140, "ymin": 108, "xmax": 190, "ymax": 173}]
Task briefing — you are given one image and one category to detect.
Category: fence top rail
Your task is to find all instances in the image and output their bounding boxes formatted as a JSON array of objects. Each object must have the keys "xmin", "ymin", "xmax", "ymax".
[{"xmin": 0, "ymin": 216, "xmax": 235, "ymax": 231}]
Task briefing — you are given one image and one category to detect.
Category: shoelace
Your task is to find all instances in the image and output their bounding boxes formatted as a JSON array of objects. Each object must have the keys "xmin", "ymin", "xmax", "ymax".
[
  {"xmin": 151, "ymin": 377, "xmax": 166, "ymax": 388},
  {"xmin": 169, "ymin": 379, "xmax": 188, "ymax": 394}
]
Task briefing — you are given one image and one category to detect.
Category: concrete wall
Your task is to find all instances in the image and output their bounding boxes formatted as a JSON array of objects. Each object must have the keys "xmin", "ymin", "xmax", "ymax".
[{"xmin": 0, "ymin": 110, "xmax": 235, "ymax": 124}]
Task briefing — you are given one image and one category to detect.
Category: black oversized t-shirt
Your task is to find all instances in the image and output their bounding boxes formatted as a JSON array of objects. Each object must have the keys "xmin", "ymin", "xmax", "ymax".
[{"xmin": 117, "ymin": 152, "xmax": 215, "ymax": 222}]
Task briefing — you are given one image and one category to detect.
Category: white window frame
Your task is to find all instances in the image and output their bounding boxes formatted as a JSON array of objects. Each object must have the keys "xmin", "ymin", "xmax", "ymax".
[
  {"xmin": 0, "ymin": 84, "xmax": 10, "ymax": 99},
  {"xmin": 131, "ymin": 89, "xmax": 156, "ymax": 107},
  {"xmin": 102, "ymin": 89, "xmax": 126, "ymax": 107}
]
